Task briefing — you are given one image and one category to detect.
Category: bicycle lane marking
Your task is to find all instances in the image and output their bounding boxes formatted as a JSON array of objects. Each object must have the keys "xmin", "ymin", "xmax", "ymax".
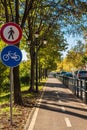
[
  {"xmin": 27, "ymin": 107, "xmax": 39, "ymax": 130},
  {"xmin": 27, "ymin": 82, "xmax": 47, "ymax": 130},
  {"xmin": 55, "ymin": 87, "xmax": 66, "ymax": 112},
  {"xmin": 55, "ymin": 82, "xmax": 72, "ymax": 128},
  {"xmin": 65, "ymin": 117, "xmax": 72, "ymax": 127}
]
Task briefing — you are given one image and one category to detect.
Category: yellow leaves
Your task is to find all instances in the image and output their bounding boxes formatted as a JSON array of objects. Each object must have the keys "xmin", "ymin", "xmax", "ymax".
[{"xmin": 57, "ymin": 57, "xmax": 75, "ymax": 72}]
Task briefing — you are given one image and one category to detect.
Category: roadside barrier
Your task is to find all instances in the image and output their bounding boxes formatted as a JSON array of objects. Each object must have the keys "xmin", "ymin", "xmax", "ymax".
[{"xmin": 58, "ymin": 76, "xmax": 87, "ymax": 104}]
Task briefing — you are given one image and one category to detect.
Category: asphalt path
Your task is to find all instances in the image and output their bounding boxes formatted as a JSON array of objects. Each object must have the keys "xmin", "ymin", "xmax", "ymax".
[{"xmin": 27, "ymin": 74, "xmax": 87, "ymax": 130}]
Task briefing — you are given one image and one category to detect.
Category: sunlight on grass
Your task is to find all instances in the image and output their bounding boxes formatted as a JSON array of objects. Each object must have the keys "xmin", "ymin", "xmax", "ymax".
[
  {"xmin": 0, "ymin": 78, "xmax": 47, "ymax": 115},
  {"xmin": 2, "ymin": 106, "xmax": 10, "ymax": 112},
  {"xmin": 0, "ymin": 92, "xmax": 10, "ymax": 97},
  {"xmin": 0, "ymin": 105, "xmax": 22, "ymax": 116},
  {"xmin": 21, "ymin": 85, "xmax": 29, "ymax": 92},
  {"xmin": 12, "ymin": 107, "xmax": 22, "ymax": 115},
  {"xmin": 0, "ymin": 92, "xmax": 10, "ymax": 105},
  {"xmin": 23, "ymin": 92, "xmax": 35, "ymax": 98},
  {"xmin": 0, "ymin": 105, "xmax": 10, "ymax": 115}
]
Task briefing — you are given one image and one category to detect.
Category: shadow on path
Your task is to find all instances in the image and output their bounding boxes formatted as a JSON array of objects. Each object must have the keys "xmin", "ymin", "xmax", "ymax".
[{"xmin": 36, "ymin": 78, "xmax": 87, "ymax": 120}]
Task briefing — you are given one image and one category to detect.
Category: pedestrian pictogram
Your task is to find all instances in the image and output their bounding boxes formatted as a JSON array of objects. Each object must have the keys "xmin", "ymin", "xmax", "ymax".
[
  {"xmin": 0, "ymin": 22, "xmax": 22, "ymax": 44},
  {"xmin": 8, "ymin": 27, "xmax": 15, "ymax": 39},
  {"xmin": 1, "ymin": 45, "xmax": 22, "ymax": 67}
]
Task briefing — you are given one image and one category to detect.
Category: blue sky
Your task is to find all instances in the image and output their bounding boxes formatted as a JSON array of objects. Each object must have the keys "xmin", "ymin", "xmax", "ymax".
[
  {"xmin": 21, "ymin": 49, "xmax": 28, "ymax": 61},
  {"xmin": 22, "ymin": 35, "xmax": 85, "ymax": 60},
  {"xmin": 62, "ymin": 34, "xmax": 85, "ymax": 57}
]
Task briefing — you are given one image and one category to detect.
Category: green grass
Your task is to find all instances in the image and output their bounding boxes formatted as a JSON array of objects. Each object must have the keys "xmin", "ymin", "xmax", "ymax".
[
  {"xmin": 1, "ymin": 106, "xmax": 10, "ymax": 112},
  {"xmin": 0, "ymin": 78, "xmax": 47, "ymax": 114},
  {"xmin": 0, "ymin": 92, "xmax": 10, "ymax": 104},
  {"xmin": 21, "ymin": 84, "xmax": 29, "ymax": 92}
]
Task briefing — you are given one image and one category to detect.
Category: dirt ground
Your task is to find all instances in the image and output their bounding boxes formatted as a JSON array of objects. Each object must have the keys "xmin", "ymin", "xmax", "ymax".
[{"xmin": 0, "ymin": 91, "xmax": 42, "ymax": 130}]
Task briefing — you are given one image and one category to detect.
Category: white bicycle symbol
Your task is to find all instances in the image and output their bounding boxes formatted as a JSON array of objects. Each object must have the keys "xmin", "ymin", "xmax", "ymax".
[{"xmin": 3, "ymin": 51, "xmax": 20, "ymax": 61}]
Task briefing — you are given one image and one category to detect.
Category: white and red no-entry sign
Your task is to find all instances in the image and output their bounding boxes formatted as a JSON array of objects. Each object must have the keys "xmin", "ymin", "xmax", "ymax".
[{"xmin": 0, "ymin": 22, "xmax": 22, "ymax": 44}]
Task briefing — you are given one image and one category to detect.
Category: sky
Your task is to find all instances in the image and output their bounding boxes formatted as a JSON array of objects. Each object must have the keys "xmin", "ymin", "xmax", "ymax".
[
  {"xmin": 22, "ymin": 35, "xmax": 85, "ymax": 60},
  {"xmin": 21, "ymin": 49, "xmax": 28, "ymax": 61},
  {"xmin": 62, "ymin": 34, "xmax": 85, "ymax": 57}
]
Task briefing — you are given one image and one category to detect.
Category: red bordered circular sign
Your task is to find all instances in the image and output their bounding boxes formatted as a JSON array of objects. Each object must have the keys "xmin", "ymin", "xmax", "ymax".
[{"xmin": 0, "ymin": 22, "xmax": 22, "ymax": 44}]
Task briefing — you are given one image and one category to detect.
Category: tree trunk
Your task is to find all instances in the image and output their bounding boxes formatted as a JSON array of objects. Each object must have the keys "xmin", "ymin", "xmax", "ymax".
[
  {"xmin": 29, "ymin": 44, "xmax": 35, "ymax": 92},
  {"xmin": 2, "ymin": 0, "xmax": 35, "ymax": 105},
  {"xmin": 13, "ymin": 66, "xmax": 23, "ymax": 105},
  {"xmin": 13, "ymin": 0, "xmax": 23, "ymax": 105}
]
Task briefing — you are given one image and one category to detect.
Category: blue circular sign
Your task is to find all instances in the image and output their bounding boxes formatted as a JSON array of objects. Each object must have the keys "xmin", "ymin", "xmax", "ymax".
[{"xmin": 1, "ymin": 46, "xmax": 22, "ymax": 67}]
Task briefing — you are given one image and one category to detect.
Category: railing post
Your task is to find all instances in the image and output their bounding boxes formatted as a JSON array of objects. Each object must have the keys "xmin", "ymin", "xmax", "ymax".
[
  {"xmin": 63, "ymin": 76, "xmax": 64, "ymax": 84},
  {"xmin": 73, "ymin": 78, "xmax": 76, "ymax": 94},
  {"xmin": 67, "ymin": 77, "xmax": 69, "ymax": 87},
  {"xmin": 85, "ymin": 81, "xmax": 87, "ymax": 104},
  {"xmin": 74, "ymin": 79, "xmax": 77, "ymax": 95},
  {"xmin": 76, "ymin": 79, "xmax": 79, "ymax": 97},
  {"xmin": 74, "ymin": 79, "xmax": 76, "ymax": 95},
  {"xmin": 80, "ymin": 80, "xmax": 83, "ymax": 100}
]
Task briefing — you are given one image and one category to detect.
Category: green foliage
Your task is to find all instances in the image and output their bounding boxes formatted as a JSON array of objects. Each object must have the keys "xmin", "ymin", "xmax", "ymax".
[
  {"xmin": 20, "ymin": 60, "xmax": 31, "ymax": 85},
  {"xmin": 1, "ymin": 0, "xmax": 87, "ymax": 104},
  {"xmin": 0, "ymin": 92, "xmax": 10, "ymax": 104},
  {"xmin": 81, "ymin": 56, "xmax": 87, "ymax": 64},
  {"xmin": 58, "ymin": 40, "xmax": 87, "ymax": 71},
  {"xmin": 0, "ymin": 63, "xmax": 9, "ymax": 92},
  {"xmin": 0, "ymin": 41, "xmax": 10, "ymax": 92}
]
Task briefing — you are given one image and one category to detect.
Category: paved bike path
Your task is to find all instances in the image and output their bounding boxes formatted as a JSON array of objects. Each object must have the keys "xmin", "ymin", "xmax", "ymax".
[{"xmin": 27, "ymin": 75, "xmax": 87, "ymax": 130}]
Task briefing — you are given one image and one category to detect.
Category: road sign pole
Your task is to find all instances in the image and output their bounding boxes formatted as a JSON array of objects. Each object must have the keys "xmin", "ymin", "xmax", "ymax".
[
  {"xmin": 10, "ymin": 67, "xmax": 13, "ymax": 125},
  {"xmin": 0, "ymin": 22, "xmax": 22, "ymax": 125}
]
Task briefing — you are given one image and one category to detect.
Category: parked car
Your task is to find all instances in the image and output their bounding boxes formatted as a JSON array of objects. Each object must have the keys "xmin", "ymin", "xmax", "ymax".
[
  {"xmin": 76, "ymin": 70, "xmax": 87, "ymax": 80},
  {"xmin": 60, "ymin": 71, "xmax": 67, "ymax": 76},
  {"xmin": 64, "ymin": 72, "xmax": 73, "ymax": 77}
]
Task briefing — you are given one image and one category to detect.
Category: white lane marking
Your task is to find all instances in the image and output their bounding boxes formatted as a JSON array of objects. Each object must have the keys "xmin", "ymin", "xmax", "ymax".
[
  {"xmin": 61, "ymin": 106, "xmax": 65, "ymax": 112},
  {"xmin": 28, "ymin": 86, "xmax": 46, "ymax": 130},
  {"xmin": 28, "ymin": 107, "xmax": 39, "ymax": 130},
  {"xmin": 58, "ymin": 100, "xmax": 62, "ymax": 104},
  {"xmin": 65, "ymin": 117, "xmax": 72, "ymax": 127}
]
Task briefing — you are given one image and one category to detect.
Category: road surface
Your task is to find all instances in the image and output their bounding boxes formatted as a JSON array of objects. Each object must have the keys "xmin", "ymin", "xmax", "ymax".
[{"xmin": 27, "ymin": 74, "xmax": 87, "ymax": 130}]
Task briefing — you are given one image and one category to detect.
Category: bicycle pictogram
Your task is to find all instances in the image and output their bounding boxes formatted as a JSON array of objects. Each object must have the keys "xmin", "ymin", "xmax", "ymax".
[{"xmin": 3, "ymin": 51, "xmax": 20, "ymax": 61}]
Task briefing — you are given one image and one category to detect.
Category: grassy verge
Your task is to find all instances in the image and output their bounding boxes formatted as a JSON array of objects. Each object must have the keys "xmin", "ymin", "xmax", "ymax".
[{"xmin": 0, "ymin": 78, "xmax": 46, "ymax": 129}]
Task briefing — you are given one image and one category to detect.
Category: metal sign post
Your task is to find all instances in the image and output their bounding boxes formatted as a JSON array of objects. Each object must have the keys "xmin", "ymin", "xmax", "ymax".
[
  {"xmin": 1, "ymin": 46, "xmax": 22, "ymax": 125},
  {"xmin": 0, "ymin": 22, "xmax": 22, "ymax": 125},
  {"xmin": 10, "ymin": 67, "xmax": 13, "ymax": 125}
]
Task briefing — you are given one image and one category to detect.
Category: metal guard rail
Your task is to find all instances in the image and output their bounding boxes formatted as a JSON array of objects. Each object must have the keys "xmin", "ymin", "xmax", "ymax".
[{"xmin": 58, "ymin": 76, "xmax": 87, "ymax": 104}]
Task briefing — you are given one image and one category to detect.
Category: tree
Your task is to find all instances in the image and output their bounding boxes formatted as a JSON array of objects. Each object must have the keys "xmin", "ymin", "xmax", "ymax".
[
  {"xmin": 59, "ymin": 40, "xmax": 86, "ymax": 71},
  {"xmin": 1, "ymin": 0, "xmax": 87, "ymax": 104},
  {"xmin": 0, "ymin": 0, "xmax": 35, "ymax": 105}
]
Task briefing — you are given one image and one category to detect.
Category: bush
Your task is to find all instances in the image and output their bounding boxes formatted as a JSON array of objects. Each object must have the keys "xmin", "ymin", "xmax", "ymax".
[{"xmin": 20, "ymin": 76, "xmax": 30, "ymax": 85}]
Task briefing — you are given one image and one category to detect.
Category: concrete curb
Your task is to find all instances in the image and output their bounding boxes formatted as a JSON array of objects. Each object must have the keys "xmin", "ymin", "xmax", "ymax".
[{"xmin": 24, "ymin": 105, "xmax": 36, "ymax": 130}]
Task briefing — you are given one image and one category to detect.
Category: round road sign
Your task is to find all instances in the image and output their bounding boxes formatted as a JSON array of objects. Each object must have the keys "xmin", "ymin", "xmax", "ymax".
[
  {"xmin": 0, "ymin": 22, "xmax": 22, "ymax": 44},
  {"xmin": 1, "ymin": 45, "xmax": 22, "ymax": 67}
]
